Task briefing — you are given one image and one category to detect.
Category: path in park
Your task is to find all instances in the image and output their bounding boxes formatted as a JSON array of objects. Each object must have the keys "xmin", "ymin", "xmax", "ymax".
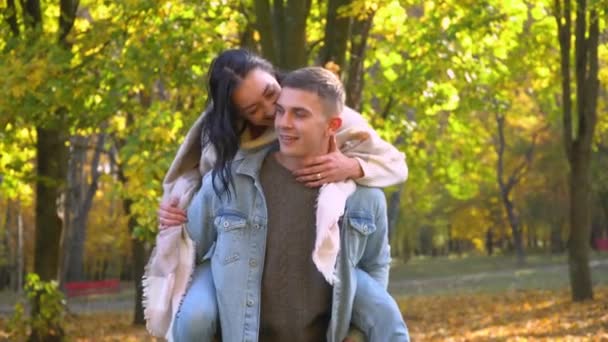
[
  {"xmin": 1, "ymin": 259, "xmax": 607, "ymax": 315},
  {"xmin": 388, "ymin": 258, "xmax": 608, "ymax": 296}
]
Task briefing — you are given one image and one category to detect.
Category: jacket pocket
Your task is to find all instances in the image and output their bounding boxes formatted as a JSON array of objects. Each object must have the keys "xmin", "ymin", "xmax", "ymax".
[
  {"xmin": 349, "ymin": 216, "xmax": 377, "ymax": 236},
  {"xmin": 345, "ymin": 214, "xmax": 376, "ymax": 266},
  {"xmin": 213, "ymin": 211, "xmax": 248, "ymax": 265}
]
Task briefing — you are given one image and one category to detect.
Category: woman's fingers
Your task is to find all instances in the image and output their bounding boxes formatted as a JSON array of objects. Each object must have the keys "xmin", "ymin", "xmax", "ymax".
[
  {"xmin": 295, "ymin": 168, "xmax": 330, "ymax": 183},
  {"xmin": 157, "ymin": 202, "xmax": 187, "ymax": 229},
  {"xmin": 293, "ymin": 164, "xmax": 327, "ymax": 178},
  {"xmin": 159, "ymin": 218, "xmax": 184, "ymax": 228},
  {"xmin": 302, "ymin": 170, "xmax": 345, "ymax": 187}
]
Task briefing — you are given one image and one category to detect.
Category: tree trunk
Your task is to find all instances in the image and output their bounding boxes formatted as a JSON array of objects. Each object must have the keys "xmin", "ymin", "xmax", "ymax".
[
  {"xmin": 61, "ymin": 135, "xmax": 87, "ymax": 283},
  {"xmin": 239, "ymin": 21, "xmax": 259, "ymax": 52},
  {"xmin": 495, "ymin": 113, "xmax": 531, "ymax": 266},
  {"xmin": 4, "ymin": 0, "xmax": 20, "ymax": 36},
  {"xmin": 253, "ymin": 0, "xmax": 277, "ymax": 64},
  {"xmin": 550, "ymin": 222, "xmax": 565, "ymax": 253},
  {"xmin": 447, "ymin": 224, "xmax": 453, "ymax": 253},
  {"xmin": 319, "ymin": 0, "xmax": 352, "ymax": 75},
  {"xmin": 63, "ymin": 134, "xmax": 105, "ymax": 282},
  {"xmin": 568, "ymin": 149, "xmax": 594, "ymax": 300},
  {"xmin": 555, "ymin": 0, "xmax": 599, "ymax": 301},
  {"xmin": 17, "ymin": 203, "xmax": 23, "ymax": 293},
  {"xmin": 387, "ymin": 184, "xmax": 403, "ymax": 241},
  {"xmin": 26, "ymin": 0, "xmax": 78, "ymax": 338},
  {"xmin": 345, "ymin": 11, "xmax": 374, "ymax": 111},
  {"xmin": 31, "ymin": 127, "xmax": 67, "ymax": 342},
  {"xmin": 599, "ymin": 191, "xmax": 608, "ymax": 238},
  {"xmin": 502, "ymin": 193, "xmax": 525, "ymax": 265},
  {"xmin": 254, "ymin": 0, "xmax": 311, "ymax": 69},
  {"xmin": 485, "ymin": 229, "xmax": 493, "ymax": 256},
  {"xmin": 112, "ymin": 114, "xmax": 147, "ymax": 325},
  {"xmin": 281, "ymin": 0, "xmax": 310, "ymax": 69},
  {"xmin": 1, "ymin": 203, "xmax": 12, "ymax": 290},
  {"xmin": 115, "ymin": 180, "xmax": 148, "ymax": 325},
  {"xmin": 34, "ymin": 127, "xmax": 67, "ymax": 281}
]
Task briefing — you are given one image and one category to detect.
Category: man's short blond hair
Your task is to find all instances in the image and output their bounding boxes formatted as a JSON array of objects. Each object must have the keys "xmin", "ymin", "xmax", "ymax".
[{"xmin": 280, "ymin": 67, "xmax": 345, "ymax": 117}]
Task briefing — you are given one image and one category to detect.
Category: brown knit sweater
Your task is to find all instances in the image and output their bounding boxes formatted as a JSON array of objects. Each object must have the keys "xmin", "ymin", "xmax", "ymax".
[{"xmin": 258, "ymin": 153, "xmax": 333, "ymax": 342}]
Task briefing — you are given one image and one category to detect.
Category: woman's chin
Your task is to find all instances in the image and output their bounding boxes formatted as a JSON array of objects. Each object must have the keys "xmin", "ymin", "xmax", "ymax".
[{"xmin": 248, "ymin": 124, "xmax": 270, "ymax": 138}]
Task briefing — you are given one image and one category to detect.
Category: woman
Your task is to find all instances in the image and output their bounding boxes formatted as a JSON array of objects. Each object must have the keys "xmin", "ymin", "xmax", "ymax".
[{"xmin": 147, "ymin": 49, "xmax": 409, "ymax": 341}]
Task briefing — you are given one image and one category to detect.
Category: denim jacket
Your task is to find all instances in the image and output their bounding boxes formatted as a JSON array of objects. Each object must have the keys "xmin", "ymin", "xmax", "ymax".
[{"xmin": 186, "ymin": 145, "xmax": 391, "ymax": 342}]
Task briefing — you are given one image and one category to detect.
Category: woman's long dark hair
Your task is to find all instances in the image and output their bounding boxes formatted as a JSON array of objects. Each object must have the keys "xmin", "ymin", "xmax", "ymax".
[{"xmin": 201, "ymin": 49, "xmax": 276, "ymax": 199}]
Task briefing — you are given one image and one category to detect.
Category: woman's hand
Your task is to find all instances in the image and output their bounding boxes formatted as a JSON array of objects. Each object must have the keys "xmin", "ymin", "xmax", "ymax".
[
  {"xmin": 157, "ymin": 197, "xmax": 188, "ymax": 229},
  {"xmin": 293, "ymin": 136, "xmax": 364, "ymax": 187}
]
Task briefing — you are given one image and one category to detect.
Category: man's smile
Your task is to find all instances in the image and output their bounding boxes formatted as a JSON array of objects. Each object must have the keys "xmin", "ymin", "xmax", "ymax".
[{"xmin": 278, "ymin": 134, "xmax": 299, "ymax": 145}]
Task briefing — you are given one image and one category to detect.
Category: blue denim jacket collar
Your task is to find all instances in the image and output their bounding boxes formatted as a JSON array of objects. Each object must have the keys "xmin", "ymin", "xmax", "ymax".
[{"xmin": 234, "ymin": 142, "xmax": 279, "ymax": 180}]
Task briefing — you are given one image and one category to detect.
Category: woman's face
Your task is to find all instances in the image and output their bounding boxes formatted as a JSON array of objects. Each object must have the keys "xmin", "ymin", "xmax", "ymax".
[{"xmin": 232, "ymin": 68, "xmax": 281, "ymax": 127}]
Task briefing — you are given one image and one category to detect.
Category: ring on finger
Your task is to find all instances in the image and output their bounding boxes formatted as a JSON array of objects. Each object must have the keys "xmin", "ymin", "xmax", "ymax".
[{"xmin": 316, "ymin": 173, "xmax": 322, "ymax": 180}]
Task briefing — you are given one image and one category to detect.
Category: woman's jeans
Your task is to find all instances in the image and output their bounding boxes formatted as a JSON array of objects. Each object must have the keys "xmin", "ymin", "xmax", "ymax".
[{"xmin": 172, "ymin": 261, "xmax": 409, "ymax": 341}]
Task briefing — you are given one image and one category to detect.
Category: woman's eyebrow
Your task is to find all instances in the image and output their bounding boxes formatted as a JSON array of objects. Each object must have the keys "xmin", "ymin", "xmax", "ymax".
[{"xmin": 261, "ymin": 83, "xmax": 272, "ymax": 95}]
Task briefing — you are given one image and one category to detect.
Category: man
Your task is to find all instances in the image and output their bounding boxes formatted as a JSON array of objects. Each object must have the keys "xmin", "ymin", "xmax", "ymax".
[{"xmin": 183, "ymin": 67, "xmax": 407, "ymax": 341}]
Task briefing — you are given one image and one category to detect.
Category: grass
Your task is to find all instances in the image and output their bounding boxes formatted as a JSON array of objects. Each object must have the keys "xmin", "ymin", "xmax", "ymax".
[
  {"xmin": 390, "ymin": 251, "xmax": 608, "ymax": 280},
  {"xmin": 388, "ymin": 252, "xmax": 608, "ymax": 296}
]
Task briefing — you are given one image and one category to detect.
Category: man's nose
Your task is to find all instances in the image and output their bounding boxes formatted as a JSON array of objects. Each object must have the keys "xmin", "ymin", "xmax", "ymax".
[{"xmin": 277, "ymin": 112, "xmax": 293, "ymax": 128}]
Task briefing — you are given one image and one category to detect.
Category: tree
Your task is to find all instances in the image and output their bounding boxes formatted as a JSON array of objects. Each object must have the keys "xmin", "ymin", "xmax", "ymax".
[
  {"xmin": 62, "ymin": 133, "xmax": 106, "ymax": 283},
  {"xmin": 5, "ymin": 0, "xmax": 78, "ymax": 340},
  {"xmin": 253, "ymin": 0, "xmax": 312, "ymax": 69},
  {"xmin": 318, "ymin": 0, "xmax": 352, "ymax": 73},
  {"xmin": 495, "ymin": 113, "xmax": 528, "ymax": 265},
  {"xmin": 554, "ymin": 0, "xmax": 600, "ymax": 301},
  {"xmin": 345, "ymin": 9, "xmax": 375, "ymax": 111}
]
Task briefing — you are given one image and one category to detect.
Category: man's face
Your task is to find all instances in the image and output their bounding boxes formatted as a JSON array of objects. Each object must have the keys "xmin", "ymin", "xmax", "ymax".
[{"xmin": 275, "ymin": 87, "xmax": 333, "ymax": 158}]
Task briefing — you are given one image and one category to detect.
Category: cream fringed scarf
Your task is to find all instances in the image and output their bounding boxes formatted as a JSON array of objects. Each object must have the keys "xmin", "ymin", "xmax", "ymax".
[
  {"xmin": 142, "ymin": 113, "xmax": 356, "ymax": 340},
  {"xmin": 142, "ymin": 113, "xmax": 205, "ymax": 340}
]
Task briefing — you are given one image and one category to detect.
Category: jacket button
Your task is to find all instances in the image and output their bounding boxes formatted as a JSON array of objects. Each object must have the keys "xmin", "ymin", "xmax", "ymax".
[
  {"xmin": 249, "ymin": 259, "xmax": 257, "ymax": 267},
  {"xmin": 223, "ymin": 221, "xmax": 230, "ymax": 228},
  {"xmin": 254, "ymin": 224, "xmax": 260, "ymax": 229},
  {"xmin": 246, "ymin": 299, "xmax": 254, "ymax": 306}
]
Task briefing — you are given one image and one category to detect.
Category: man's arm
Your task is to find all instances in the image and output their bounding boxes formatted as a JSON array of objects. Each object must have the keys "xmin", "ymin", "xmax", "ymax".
[
  {"xmin": 356, "ymin": 189, "xmax": 391, "ymax": 288},
  {"xmin": 186, "ymin": 175, "xmax": 218, "ymax": 260},
  {"xmin": 337, "ymin": 106, "xmax": 408, "ymax": 188}
]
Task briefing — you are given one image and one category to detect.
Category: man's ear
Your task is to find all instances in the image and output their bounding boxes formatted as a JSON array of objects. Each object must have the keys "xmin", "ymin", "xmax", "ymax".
[{"xmin": 328, "ymin": 117, "xmax": 342, "ymax": 134}]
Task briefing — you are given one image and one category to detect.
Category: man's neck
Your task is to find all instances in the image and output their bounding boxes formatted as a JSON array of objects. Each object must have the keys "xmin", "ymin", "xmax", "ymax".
[{"xmin": 273, "ymin": 150, "xmax": 324, "ymax": 172}]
